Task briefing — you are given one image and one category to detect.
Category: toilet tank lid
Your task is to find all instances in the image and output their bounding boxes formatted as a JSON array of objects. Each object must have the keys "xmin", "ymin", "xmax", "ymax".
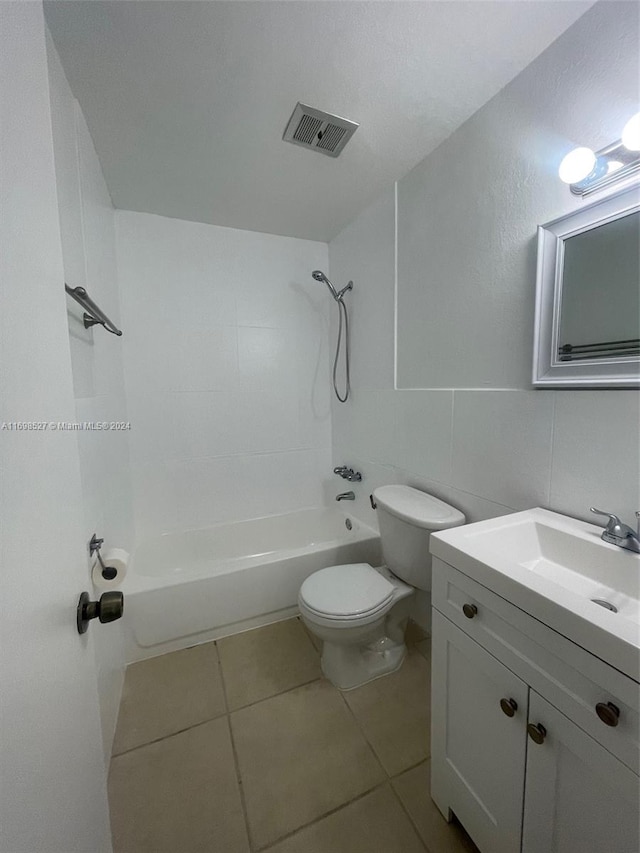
[{"xmin": 373, "ymin": 485, "xmax": 465, "ymax": 530}]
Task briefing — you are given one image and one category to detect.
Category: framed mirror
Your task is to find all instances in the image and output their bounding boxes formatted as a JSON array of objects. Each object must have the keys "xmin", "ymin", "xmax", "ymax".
[{"xmin": 533, "ymin": 185, "xmax": 640, "ymax": 387}]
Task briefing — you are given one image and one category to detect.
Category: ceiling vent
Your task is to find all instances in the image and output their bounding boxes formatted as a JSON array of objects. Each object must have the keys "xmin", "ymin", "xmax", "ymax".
[{"xmin": 283, "ymin": 103, "xmax": 358, "ymax": 158}]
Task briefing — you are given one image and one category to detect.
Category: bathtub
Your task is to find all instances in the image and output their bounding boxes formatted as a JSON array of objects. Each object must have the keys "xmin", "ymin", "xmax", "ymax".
[{"xmin": 122, "ymin": 507, "xmax": 381, "ymax": 662}]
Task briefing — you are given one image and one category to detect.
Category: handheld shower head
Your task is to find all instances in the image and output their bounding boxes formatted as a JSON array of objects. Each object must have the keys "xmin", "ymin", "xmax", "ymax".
[
  {"xmin": 311, "ymin": 270, "xmax": 339, "ymax": 300},
  {"xmin": 311, "ymin": 269, "xmax": 353, "ymax": 403}
]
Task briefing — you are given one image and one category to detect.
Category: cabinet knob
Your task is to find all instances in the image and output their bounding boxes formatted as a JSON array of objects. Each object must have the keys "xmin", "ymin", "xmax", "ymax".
[
  {"xmin": 595, "ymin": 702, "xmax": 620, "ymax": 727},
  {"xmin": 462, "ymin": 603, "xmax": 478, "ymax": 619},
  {"xmin": 500, "ymin": 697, "xmax": 518, "ymax": 717},
  {"xmin": 527, "ymin": 723, "xmax": 547, "ymax": 745}
]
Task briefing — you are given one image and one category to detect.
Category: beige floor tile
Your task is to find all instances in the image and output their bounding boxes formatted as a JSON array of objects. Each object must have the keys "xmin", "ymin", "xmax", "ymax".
[
  {"xmin": 267, "ymin": 784, "xmax": 426, "ymax": 853},
  {"xmin": 112, "ymin": 642, "xmax": 226, "ymax": 754},
  {"xmin": 109, "ymin": 718, "xmax": 249, "ymax": 853},
  {"xmin": 300, "ymin": 617, "xmax": 323, "ymax": 653},
  {"xmin": 344, "ymin": 649, "xmax": 431, "ymax": 776},
  {"xmin": 218, "ymin": 617, "xmax": 321, "ymax": 710},
  {"xmin": 405, "ymin": 619, "xmax": 428, "ymax": 646},
  {"xmin": 231, "ymin": 679, "xmax": 385, "ymax": 849},
  {"xmin": 416, "ymin": 637, "xmax": 432, "ymax": 661},
  {"xmin": 392, "ymin": 760, "xmax": 480, "ymax": 853}
]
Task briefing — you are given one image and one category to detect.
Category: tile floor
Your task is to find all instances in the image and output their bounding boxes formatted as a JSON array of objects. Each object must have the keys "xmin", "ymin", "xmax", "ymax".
[{"xmin": 109, "ymin": 617, "xmax": 479, "ymax": 853}]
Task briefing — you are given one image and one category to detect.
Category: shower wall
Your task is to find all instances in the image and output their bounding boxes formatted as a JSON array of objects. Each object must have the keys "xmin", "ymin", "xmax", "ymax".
[{"xmin": 116, "ymin": 211, "xmax": 332, "ymax": 543}]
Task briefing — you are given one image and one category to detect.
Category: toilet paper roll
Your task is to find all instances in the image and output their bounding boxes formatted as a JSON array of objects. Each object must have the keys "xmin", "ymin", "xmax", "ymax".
[{"xmin": 92, "ymin": 548, "xmax": 129, "ymax": 589}]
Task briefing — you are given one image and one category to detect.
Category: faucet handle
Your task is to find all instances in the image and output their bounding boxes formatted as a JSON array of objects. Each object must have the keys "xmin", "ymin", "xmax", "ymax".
[
  {"xmin": 590, "ymin": 507, "xmax": 621, "ymax": 526},
  {"xmin": 590, "ymin": 508, "xmax": 626, "ymax": 537}
]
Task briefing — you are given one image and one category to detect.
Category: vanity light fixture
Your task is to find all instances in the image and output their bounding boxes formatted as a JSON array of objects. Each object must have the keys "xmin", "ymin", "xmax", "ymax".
[
  {"xmin": 559, "ymin": 111, "xmax": 640, "ymax": 197},
  {"xmin": 622, "ymin": 112, "xmax": 640, "ymax": 151}
]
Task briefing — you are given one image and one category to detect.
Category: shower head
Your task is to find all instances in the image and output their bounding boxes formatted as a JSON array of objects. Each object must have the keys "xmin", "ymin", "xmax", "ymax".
[{"xmin": 312, "ymin": 270, "xmax": 340, "ymax": 301}]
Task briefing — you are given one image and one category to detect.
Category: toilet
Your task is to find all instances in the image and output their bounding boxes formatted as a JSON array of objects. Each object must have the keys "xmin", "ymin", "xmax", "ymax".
[{"xmin": 298, "ymin": 485, "xmax": 465, "ymax": 690}]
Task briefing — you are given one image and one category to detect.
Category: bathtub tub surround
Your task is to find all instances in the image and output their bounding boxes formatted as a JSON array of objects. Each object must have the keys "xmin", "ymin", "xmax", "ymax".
[
  {"xmin": 115, "ymin": 210, "xmax": 332, "ymax": 543},
  {"xmin": 299, "ymin": 485, "xmax": 464, "ymax": 689},
  {"xmin": 109, "ymin": 616, "xmax": 477, "ymax": 853},
  {"xmin": 121, "ymin": 507, "xmax": 381, "ymax": 662}
]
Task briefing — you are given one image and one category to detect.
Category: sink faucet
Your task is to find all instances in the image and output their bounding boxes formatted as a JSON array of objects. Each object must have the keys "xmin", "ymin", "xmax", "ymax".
[
  {"xmin": 590, "ymin": 508, "xmax": 640, "ymax": 554},
  {"xmin": 336, "ymin": 491, "xmax": 355, "ymax": 501}
]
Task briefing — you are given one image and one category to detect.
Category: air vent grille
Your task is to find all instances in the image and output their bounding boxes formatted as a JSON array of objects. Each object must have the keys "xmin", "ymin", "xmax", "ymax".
[
  {"xmin": 293, "ymin": 114, "xmax": 323, "ymax": 145},
  {"xmin": 317, "ymin": 123, "xmax": 348, "ymax": 152},
  {"xmin": 283, "ymin": 103, "xmax": 358, "ymax": 158}
]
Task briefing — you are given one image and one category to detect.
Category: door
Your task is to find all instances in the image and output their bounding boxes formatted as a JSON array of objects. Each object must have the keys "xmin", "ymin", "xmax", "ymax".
[
  {"xmin": 431, "ymin": 609, "xmax": 529, "ymax": 853},
  {"xmin": 522, "ymin": 691, "xmax": 640, "ymax": 853},
  {"xmin": 0, "ymin": 5, "xmax": 112, "ymax": 851}
]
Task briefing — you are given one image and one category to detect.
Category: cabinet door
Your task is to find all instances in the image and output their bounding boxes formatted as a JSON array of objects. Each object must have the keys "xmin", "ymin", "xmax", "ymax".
[
  {"xmin": 522, "ymin": 691, "xmax": 640, "ymax": 853},
  {"xmin": 431, "ymin": 610, "xmax": 529, "ymax": 853}
]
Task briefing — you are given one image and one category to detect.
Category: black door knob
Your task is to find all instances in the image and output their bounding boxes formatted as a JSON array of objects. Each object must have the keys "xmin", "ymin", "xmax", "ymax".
[{"xmin": 77, "ymin": 590, "xmax": 124, "ymax": 634}]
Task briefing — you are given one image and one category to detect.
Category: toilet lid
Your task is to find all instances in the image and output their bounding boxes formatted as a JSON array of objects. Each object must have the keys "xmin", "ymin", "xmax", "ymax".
[{"xmin": 299, "ymin": 564, "xmax": 394, "ymax": 617}]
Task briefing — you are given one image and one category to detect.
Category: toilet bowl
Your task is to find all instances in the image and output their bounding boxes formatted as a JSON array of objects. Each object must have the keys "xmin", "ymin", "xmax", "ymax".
[{"xmin": 298, "ymin": 486, "xmax": 465, "ymax": 690}]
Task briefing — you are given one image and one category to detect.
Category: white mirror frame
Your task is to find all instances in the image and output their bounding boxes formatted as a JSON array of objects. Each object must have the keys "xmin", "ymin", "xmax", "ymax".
[{"xmin": 533, "ymin": 184, "xmax": 640, "ymax": 388}]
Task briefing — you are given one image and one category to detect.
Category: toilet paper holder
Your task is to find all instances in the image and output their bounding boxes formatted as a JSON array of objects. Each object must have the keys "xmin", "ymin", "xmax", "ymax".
[{"xmin": 89, "ymin": 533, "xmax": 117, "ymax": 581}]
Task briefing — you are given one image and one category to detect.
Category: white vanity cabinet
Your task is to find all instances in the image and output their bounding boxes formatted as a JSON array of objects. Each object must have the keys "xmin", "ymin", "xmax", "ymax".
[
  {"xmin": 430, "ymin": 557, "xmax": 640, "ymax": 853},
  {"xmin": 522, "ymin": 692, "xmax": 640, "ymax": 853}
]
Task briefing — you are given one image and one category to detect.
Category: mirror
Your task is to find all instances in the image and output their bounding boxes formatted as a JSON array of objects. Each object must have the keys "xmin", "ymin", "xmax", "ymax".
[{"xmin": 533, "ymin": 185, "xmax": 640, "ymax": 387}]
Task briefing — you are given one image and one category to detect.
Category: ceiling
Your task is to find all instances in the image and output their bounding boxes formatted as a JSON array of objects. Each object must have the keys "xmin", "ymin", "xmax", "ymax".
[{"xmin": 45, "ymin": 1, "xmax": 593, "ymax": 243}]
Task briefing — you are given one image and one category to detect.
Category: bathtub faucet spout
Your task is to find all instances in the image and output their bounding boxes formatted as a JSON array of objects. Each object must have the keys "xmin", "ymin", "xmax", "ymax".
[{"xmin": 336, "ymin": 491, "xmax": 355, "ymax": 501}]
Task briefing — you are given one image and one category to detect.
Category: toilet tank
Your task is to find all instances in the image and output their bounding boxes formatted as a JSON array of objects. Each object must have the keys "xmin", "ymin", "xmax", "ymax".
[{"xmin": 373, "ymin": 486, "xmax": 465, "ymax": 591}]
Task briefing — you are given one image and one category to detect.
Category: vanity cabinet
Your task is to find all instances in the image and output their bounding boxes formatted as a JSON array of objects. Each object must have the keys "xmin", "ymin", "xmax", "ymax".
[
  {"xmin": 431, "ymin": 557, "xmax": 640, "ymax": 853},
  {"xmin": 522, "ymin": 692, "xmax": 639, "ymax": 853}
]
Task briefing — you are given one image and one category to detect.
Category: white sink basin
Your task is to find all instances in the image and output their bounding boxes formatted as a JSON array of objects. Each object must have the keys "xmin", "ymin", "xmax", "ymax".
[{"xmin": 431, "ymin": 508, "xmax": 640, "ymax": 680}]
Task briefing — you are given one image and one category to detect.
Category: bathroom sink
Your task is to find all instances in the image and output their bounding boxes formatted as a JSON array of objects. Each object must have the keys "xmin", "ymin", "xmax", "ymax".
[{"xmin": 431, "ymin": 508, "xmax": 640, "ymax": 679}]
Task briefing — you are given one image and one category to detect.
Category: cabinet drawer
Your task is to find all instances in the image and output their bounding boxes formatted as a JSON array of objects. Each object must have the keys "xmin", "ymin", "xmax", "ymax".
[{"xmin": 432, "ymin": 558, "xmax": 640, "ymax": 774}]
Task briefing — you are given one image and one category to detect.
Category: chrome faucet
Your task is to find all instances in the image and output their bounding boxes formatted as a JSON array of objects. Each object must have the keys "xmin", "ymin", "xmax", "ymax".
[
  {"xmin": 590, "ymin": 508, "xmax": 640, "ymax": 553},
  {"xmin": 336, "ymin": 491, "xmax": 355, "ymax": 501},
  {"xmin": 334, "ymin": 466, "xmax": 362, "ymax": 482}
]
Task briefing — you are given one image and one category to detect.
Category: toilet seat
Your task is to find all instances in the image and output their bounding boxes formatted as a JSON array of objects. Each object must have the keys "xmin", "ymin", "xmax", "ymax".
[{"xmin": 299, "ymin": 563, "xmax": 394, "ymax": 620}]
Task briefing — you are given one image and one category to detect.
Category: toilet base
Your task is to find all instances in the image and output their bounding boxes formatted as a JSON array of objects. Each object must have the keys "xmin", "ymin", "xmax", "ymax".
[{"xmin": 321, "ymin": 634, "xmax": 407, "ymax": 691}]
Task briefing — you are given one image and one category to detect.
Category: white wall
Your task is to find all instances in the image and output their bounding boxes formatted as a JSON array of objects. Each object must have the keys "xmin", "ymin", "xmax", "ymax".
[
  {"xmin": 46, "ymin": 32, "xmax": 132, "ymax": 762},
  {"xmin": 116, "ymin": 211, "xmax": 331, "ymax": 541},
  {"xmin": 329, "ymin": 3, "xmax": 640, "ymax": 542},
  {"xmin": 0, "ymin": 4, "xmax": 111, "ymax": 850},
  {"xmin": 396, "ymin": 0, "xmax": 639, "ymax": 391}
]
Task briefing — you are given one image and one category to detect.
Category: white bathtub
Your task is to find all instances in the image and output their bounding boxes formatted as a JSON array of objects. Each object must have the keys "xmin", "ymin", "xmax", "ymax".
[{"xmin": 122, "ymin": 507, "xmax": 381, "ymax": 662}]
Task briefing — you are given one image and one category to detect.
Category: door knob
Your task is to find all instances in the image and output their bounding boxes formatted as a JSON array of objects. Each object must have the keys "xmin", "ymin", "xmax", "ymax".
[
  {"xmin": 77, "ymin": 590, "xmax": 124, "ymax": 634},
  {"xmin": 462, "ymin": 603, "xmax": 478, "ymax": 619},
  {"xmin": 595, "ymin": 702, "xmax": 620, "ymax": 727},
  {"xmin": 527, "ymin": 723, "xmax": 547, "ymax": 744},
  {"xmin": 500, "ymin": 698, "xmax": 518, "ymax": 717}
]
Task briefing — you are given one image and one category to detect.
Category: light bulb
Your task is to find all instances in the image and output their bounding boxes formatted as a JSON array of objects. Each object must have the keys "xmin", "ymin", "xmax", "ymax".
[
  {"xmin": 558, "ymin": 147, "xmax": 596, "ymax": 184},
  {"xmin": 621, "ymin": 112, "xmax": 640, "ymax": 152},
  {"xmin": 606, "ymin": 160, "xmax": 624, "ymax": 174}
]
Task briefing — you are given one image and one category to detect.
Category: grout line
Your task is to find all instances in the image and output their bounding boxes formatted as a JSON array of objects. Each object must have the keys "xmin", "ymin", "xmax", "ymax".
[
  {"xmin": 111, "ymin": 713, "xmax": 228, "ymax": 759},
  {"xmin": 546, "ymin": 391, "xmax": 558, "ymax": 508},
  {"xmin": 336, "ymin": 684, "xmax": 390, "ymax": 780},
  {"xmin": 388, "ymin": 776, "xmax": 432, "ymax": 853},
  {"xmin": 255, "ymin": 780, "xmax": 390, "ymax": 853},
  {"xmin": 215, "ymin": 641, "xmax": 255, "ymax": 851},
  {"xmin": 228, "ymin": 675, "xmax": 324, "ymax": 715},
  {"xmin": 388, "ymin": 756, "xmax": 429, "ymax": 781}
]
